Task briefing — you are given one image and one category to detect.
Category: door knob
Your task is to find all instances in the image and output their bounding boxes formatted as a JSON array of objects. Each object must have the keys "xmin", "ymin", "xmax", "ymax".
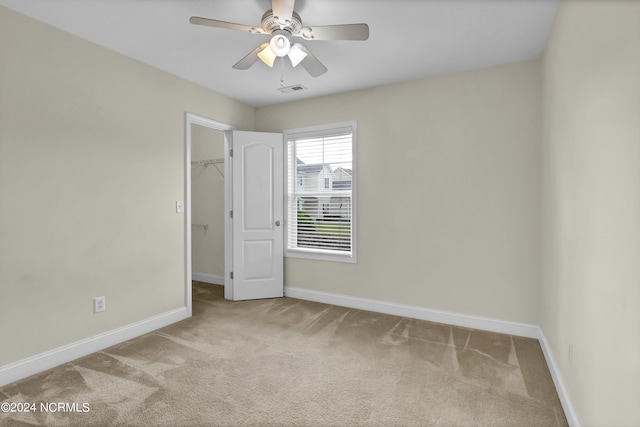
[{"xmin": 275, "ymin": 220, "xmax": 281, "ymax": 227}]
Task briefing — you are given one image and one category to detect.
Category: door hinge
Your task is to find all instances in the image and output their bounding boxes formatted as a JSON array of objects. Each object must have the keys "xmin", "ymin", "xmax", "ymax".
[
  {"xmin": 229, "ymin": 210, "xmax": 233, "ymax": 218},
  {"xmin": 230, "ymin": 271, "xmax": 234, "ymax": 280},
  {"xmin": 229, "ymin": 148, "xmax": 233, "ymax": 157}
]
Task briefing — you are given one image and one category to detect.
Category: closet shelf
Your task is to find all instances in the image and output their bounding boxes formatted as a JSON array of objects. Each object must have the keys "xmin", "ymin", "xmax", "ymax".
[
  {"xmin": 191, "ymin": 158, "xmax": 223, "ymax": 167},
  {"xmin": 192, "ymin": 158, "xmax": 224, "ymax": 177}
]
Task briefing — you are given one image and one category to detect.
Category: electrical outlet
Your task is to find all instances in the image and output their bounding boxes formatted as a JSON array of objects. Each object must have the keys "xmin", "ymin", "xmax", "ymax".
[
  {"xmin": 568, "ymin": 342, "xmax": 573, "ymax": 365},
  {"xmin": 94, "ymin": 296, "xmax": 105, "ymax": 314}
]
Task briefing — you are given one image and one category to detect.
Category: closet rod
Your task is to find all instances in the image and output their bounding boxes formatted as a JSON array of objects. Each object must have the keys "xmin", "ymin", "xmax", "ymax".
[{"xmin": 192, "ymin": 224, "xmax": 209, "ymax": 230}]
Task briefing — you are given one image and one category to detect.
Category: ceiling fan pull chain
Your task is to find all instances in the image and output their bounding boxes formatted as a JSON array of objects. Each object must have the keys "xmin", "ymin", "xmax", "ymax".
[{"xmin": 280, "ymin": 56, "xmax": 286, "ymax": 87}]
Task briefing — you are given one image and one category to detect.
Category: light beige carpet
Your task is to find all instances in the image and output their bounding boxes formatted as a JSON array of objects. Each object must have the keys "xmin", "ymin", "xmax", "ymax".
[{"xmin": 0, "ymin": 282, "xmax": 567, "ymax": 426}]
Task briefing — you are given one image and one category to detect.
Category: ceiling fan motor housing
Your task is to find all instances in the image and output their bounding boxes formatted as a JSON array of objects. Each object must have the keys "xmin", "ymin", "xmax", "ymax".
[{"xmin": 261, "ymin": 9, "xmax": 303, "ymax": 35}]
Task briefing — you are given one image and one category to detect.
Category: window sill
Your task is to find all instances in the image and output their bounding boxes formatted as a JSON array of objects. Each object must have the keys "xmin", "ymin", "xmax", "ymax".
[{"xmin": 285, "ymin": 248, "xmax": 357, "ymax": 264}]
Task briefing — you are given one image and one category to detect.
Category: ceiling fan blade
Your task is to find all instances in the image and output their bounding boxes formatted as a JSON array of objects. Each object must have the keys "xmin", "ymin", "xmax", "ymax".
[
  {"xmin": 189, "ymin": 17, "xmax": 266, "ymax": 35},
  {"xmin": 233, "ymin": 43, "xmax": 270, "ymax": 70},
  {"xmin": 271, "ymin": 0, "xmax": 295, "ymax": 25},
  {"xmin": 297, "ymin": 23, "xmax": 369, "ymax": 41},
  {"xmin": 297, "ymin": 45, "xmax": 327, "ymax": 78}
]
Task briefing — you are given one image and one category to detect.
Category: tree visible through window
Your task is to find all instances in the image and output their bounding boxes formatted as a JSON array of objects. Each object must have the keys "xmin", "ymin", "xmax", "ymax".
[{"xmin": 284, "ymin": 122, "xmax": 357, "ymax": 263}]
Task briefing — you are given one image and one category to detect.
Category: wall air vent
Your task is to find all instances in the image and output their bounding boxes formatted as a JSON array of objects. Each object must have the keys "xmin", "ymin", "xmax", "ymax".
[{"xmin": 278, "ymin": 84, "xmax": 307, "ymax": 94}]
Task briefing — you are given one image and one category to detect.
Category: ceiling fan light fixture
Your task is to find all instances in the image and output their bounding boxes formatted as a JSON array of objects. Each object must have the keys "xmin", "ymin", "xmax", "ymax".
[
  {"xmin": 257, "ymin": 45, "xmax": 276, "ymax": 67},
  {"xmin": 288, "ymin": 43, "xmax": 307, "ymax": 67},
  {"xmin": 269, "ymin": 32, "xmax": 291, "ymax": 57}
]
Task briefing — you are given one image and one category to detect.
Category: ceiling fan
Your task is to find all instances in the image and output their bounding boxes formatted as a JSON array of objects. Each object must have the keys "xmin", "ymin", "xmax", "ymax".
[{"xmin": 189, "ymin": 0, "xmax": 369, "ymax": 78}]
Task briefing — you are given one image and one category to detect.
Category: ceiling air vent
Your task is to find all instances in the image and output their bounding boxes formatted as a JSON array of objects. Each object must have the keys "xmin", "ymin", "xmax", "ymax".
[{"xmin": 278, "ymin": 84, "xmax": 307, "ymax": 94}]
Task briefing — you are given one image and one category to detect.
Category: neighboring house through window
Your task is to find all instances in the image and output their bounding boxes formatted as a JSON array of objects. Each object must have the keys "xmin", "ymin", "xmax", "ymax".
[{"xmin": 284, "ymin": 121, "xmax": 357, "ymax": 263}]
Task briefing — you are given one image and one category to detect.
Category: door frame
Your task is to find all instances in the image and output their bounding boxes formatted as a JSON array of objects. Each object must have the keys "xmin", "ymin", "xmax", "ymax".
[{"xmin": 185, "ymin": 113, "xmax": 235, "ymax": 316}]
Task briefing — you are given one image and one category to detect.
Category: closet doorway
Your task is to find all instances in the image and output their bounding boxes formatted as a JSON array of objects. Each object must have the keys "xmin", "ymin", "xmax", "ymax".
[
  {"xmin": 191, "ymin": 124, "xmax": 225, "ymax": 284},
  {"xmin": 185, "ymin": 114, "xmax": 284, "ymax": 311},
  {"xmin": 185, "ymin": 113, "xmax": 233, "ymax": 314}
]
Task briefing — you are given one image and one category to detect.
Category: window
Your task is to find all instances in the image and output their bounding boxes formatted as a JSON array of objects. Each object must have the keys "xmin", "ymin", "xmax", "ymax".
[{"xmin": 284, "ymin": 121, "xmax": 357, "ymax": 263}]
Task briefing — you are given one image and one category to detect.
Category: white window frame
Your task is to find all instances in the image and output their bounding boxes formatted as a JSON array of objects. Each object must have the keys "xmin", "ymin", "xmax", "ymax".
[{"xmin": 284, "ymin": 121, "xmax": 357, "ymax": 263}]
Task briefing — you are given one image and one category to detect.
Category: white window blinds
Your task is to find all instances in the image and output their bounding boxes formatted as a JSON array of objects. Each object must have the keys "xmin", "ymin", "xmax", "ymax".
[{"xmin": 285, "ymin": 123, "xmax": 356, "ymax": 262}]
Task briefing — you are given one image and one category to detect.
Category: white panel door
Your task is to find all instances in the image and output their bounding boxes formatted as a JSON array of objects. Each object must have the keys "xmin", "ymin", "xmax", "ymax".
[{"xmin": 231, "ymin": 131, "xmax": 283, "ymax": 300}]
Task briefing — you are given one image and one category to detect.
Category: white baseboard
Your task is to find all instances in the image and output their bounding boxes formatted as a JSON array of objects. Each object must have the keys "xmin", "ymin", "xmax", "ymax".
[
  {"xmin": 537, "ymin": 329, "xmax": 581, "ymax": 427},
  {"xmin": 284, "ymin": 285, "xmax": 580, "ymax": 426},
  {"xmin": 284, "ymin": 286, "xmax": 539, "ymax": 338},
  {"xmin": 0, "ymin": 307, "xmax": 189, "ymax": 388},
  {"xmin": 1, "ymin": 285, "xmax": 579, "ymax": 427},
  {"xmin": 192, "ymin": 272, "xmax": 224, "ymax": 285}
]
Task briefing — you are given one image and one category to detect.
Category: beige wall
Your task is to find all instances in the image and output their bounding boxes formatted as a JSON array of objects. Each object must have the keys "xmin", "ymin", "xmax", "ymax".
[
  {"xmin": 191, "ymin": 125, "xmax": 226, "ymax": 277},
  {"xmin": 541, "ymin": 1, "xmax": 640, "ymax": 425},
  {"xmin": 257, "ymin": 60, "xmax": 542, "ymax": 324},
  {"xmin": 0, "ymin": 6, "xmax": 254, "ymax": 366}
]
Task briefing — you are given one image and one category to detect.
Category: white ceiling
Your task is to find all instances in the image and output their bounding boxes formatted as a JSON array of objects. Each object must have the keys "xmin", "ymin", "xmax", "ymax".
[{"xmin": 0, "ymin": 0, "xmax": 559, "ymax": 107}]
